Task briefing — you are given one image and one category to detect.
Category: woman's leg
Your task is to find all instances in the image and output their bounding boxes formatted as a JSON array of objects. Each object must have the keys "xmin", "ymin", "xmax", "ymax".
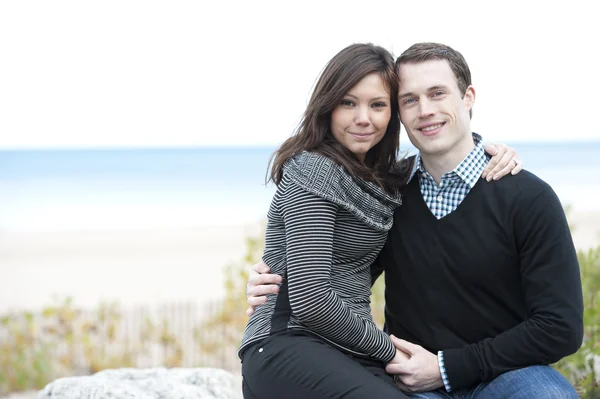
[{"xmin": 241, "ymin": 330, "xmax": 409, "ymax": 399}]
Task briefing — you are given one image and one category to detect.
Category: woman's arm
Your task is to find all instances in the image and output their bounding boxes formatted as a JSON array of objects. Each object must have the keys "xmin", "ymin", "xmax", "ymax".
[{"xmin": 279, "ymin": 179, "xmax": 396, "ymax": 363}]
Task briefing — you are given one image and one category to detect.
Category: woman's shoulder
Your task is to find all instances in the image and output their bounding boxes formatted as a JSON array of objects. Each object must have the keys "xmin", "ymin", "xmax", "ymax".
[
  {"xmin": 281, "ymin": 151, "xmax": 401, "ymax": 231},
  {"xmin": 283, "ymin": 151, "xmax": 342, "ymax": 184}
]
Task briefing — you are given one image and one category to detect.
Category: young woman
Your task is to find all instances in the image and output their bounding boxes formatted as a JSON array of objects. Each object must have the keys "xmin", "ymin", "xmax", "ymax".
[{"xmin": 239, "ymin": 43, "xmax": 519, "ymax": 399}]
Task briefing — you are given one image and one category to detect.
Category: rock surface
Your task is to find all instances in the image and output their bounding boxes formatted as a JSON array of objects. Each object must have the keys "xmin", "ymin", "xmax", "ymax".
[
  {"xmin": 36, "ymin": 368, "xmax": 242, "ymax": 399},
  {"xmin": 1, "ymin": 391, "xmax": 37, "ymax": 399}
]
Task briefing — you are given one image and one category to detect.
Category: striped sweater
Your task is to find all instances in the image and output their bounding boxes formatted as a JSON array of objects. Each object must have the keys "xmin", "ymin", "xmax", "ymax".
[{"xmin": 239, "ymin": 151, "xmax": 402, "ymax": 363}]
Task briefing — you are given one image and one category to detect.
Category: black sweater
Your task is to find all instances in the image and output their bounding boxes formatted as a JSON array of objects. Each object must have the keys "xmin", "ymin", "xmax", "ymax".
[{"xmin": 375, "ymin": 170, "xmax": 584, "ymax": 389}]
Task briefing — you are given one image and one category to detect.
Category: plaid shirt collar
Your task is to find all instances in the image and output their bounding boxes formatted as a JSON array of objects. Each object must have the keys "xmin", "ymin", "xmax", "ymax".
[{"xmin": 408, "ymin": 133, "xmax": 487, "ymax": 188}]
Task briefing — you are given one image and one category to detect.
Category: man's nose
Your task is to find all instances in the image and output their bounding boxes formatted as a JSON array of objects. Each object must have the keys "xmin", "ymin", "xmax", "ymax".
[{"xmin": 418, "ymin": 99, "xmax": 435, "ymax": 118}]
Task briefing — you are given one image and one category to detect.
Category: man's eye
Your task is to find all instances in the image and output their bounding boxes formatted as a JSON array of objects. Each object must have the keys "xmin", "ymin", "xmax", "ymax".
[
  {"xmin": 432, "ymin": 91, "xmax": 444, "ymax": 97},
  {"xmin": 404, "ymin": 98, "xmax": 416, "ymax": 105}
]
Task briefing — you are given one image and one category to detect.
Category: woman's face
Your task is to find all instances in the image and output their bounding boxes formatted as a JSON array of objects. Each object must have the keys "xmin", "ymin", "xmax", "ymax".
[{"xmin": 330, "ymin": 72, "xmax": 391, "ymax": 162}]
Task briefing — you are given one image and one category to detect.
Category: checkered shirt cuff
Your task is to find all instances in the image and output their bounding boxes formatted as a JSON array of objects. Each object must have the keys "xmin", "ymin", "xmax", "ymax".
[{"xmin": 438, "ymin": 350, "xmax": 452, "ymax": 392}]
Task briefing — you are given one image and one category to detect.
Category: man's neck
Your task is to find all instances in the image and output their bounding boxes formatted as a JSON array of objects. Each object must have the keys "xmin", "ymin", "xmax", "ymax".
[{"xmin": 420, "ymin": 136, "xmax": 476, "ymax": 186}]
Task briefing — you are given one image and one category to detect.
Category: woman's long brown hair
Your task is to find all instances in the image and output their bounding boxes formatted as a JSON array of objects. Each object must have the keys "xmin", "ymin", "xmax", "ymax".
[{"xmin": 268, "ymin": 43, "xmax": 412, "ymax": 194}]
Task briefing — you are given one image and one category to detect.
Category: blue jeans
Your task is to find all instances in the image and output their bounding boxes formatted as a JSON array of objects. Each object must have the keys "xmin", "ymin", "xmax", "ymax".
[{"xmin": 406, "ymin": 366, "xmax": 577, "ymax": 399}]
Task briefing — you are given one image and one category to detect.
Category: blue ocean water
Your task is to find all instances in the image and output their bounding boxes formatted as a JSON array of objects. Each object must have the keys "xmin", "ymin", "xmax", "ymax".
[{"xmin": 1, "ymin": 142, "xmax": 599, "ymax": 232}]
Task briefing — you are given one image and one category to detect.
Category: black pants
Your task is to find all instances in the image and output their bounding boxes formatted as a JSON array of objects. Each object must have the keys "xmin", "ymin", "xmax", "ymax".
[{"xmin": 241, "ymin": 330, "xmax": 409, "ymax": 399}]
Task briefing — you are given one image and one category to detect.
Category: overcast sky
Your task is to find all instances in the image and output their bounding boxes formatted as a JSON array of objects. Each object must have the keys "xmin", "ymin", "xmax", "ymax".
[{"xmin": 0, "ymin": 0, "xmax": 597, "ymax": 149}]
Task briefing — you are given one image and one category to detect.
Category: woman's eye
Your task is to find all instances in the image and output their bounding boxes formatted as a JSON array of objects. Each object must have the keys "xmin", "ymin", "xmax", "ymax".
[
  {"xmin": 341, "ymin": 99, "xmax": 355, "ymax": 106},
  {"xmin": 372, "ymin": 102, "xmax": 387, "ymax": 108}
]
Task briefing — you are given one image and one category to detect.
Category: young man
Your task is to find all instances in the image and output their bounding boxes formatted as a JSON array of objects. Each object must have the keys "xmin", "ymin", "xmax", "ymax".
[{"xmin": 247, "ymin": 43, "xmax": 583, "ymax": 398}]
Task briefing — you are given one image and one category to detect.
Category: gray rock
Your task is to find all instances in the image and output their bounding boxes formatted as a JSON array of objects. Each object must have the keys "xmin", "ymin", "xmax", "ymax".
[
  {"xmin": 36, "ymin": 368, "xmax": 242, "ymax": 399},
  {"xmin": 1, "ymin": 391, "xmax": 38, "ymax": 399}
]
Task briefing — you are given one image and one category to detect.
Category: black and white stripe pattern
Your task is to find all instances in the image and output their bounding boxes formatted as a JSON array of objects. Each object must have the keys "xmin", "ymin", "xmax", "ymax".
[{"xmin": 239, "ymin": 152, "xmax": 402, "ymax": 363}]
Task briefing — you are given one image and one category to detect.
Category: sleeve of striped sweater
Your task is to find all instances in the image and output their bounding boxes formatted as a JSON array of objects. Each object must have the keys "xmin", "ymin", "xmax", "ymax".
[{"xmin": 279, "ymin": 178, "xmax": 397, "ymax": 363}]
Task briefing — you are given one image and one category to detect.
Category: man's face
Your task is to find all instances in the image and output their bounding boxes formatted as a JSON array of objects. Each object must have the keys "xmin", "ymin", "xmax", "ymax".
[{"xmin": 397, "ymin": 59, "xmax": 475, "ymax": 158}]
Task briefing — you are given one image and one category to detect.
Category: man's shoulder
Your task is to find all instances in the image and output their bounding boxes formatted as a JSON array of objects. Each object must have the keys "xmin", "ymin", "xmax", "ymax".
[
  {"xmin": 497, "ymin": 168, "xmax": 549, "ymax": 187},
  {"xmin": 482, "ymin": 169, "xmax": 555, "ymax": 204}
]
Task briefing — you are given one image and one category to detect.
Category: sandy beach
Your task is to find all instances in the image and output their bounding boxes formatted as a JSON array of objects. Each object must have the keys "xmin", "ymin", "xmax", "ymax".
[
  {"xmin": 567, "ymin": 210, "xmax": 600, "ymax": 250},
  {"xmin": 0, "ymin": 210, "xmax": 598, "ymax": 313},
  {"xmin": 0, "ymin": 223, "xmax": 264, "ymax": 313}
]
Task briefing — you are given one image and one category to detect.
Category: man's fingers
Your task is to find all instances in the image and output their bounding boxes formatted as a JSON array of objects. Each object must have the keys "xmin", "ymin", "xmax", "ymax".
[
  {"xmin": 385, "ymin": 370, "xmax": 415, "ymax": 393},
  {"xmin": 390, "ymin": 335, "xmax": 418, "ymax": 356},
  {"xmin": 246, "ymin": 261, "xmax": 281, "ymax": 315},
  {"xmin": 394, "ymin": 378, "xmax": 412, "ymax": 393},
  {"xmin": 248, "ymin": 273, "xmax": 283, "ymax": 287},
  {"xmin": 247, "ymin": 269, "xmax": 282, "ymax": 294},
  {"xmin": 247, "ymin": 284, "xmax": 280, "ymax": 298},
  {"xmin": 251, "ymin": 260, "xmax": 271, "ymax": 274},
  {"xmin": 248, "ymin": 295, "xmax": 268, "ymax": 307},
  {"xmin": 385, "ymin": 362, "xmax": 404, "ymax": 375}
]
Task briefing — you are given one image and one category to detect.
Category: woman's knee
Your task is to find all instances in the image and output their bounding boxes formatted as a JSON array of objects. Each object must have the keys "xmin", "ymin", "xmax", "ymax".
[{"xmin": 240, "ymin": 332, "xmax": 407, "ymax": 398}]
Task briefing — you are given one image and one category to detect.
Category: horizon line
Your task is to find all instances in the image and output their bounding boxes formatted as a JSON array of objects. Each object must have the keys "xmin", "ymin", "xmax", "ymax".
[{"xmin": 1, "ymin": 139, "xmax": 599, "ymax": 152}]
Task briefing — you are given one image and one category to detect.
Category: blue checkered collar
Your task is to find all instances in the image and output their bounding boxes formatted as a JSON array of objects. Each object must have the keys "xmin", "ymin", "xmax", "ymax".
[{"xmin": 408, "ymin": 133, "xmax": 488, "ymax": 189}]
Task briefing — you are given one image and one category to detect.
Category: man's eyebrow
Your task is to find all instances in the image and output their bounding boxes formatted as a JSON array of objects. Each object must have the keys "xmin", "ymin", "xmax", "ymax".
[
  {"xmin": 399, "ymin": 85, "xmax": 450, "ymax": 99},
  {"xmin": 428, "ymin": 85, "xmax": 449, "ymax": 92}
]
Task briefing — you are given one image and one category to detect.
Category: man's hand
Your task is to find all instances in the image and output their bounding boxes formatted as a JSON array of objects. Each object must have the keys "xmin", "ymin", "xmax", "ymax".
[
  {"xmin": 482, "ymin": 143, "xmax": 523, "ymax": 181},
  {"xmin": 385, "ymin": 335, "xmax": 444, "ymax": 393},
  {"xmin": 246, "ymin": 261, "xmax": 282, "ymax": 317},
  {"xmin": 388, "ymin": 347, "xmax": 411, "ymax": 365}
]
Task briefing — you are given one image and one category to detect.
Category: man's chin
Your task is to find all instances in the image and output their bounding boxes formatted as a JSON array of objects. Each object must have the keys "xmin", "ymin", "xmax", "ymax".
[{"xmin": 416, "ymin": 142, "xmax": 447, "ymax": 156}]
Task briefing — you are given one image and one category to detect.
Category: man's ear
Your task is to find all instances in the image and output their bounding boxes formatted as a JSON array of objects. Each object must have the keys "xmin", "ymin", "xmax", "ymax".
[{"xmin": 464, "ymin": 85, "xmax": 476, "ymax": 111}]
